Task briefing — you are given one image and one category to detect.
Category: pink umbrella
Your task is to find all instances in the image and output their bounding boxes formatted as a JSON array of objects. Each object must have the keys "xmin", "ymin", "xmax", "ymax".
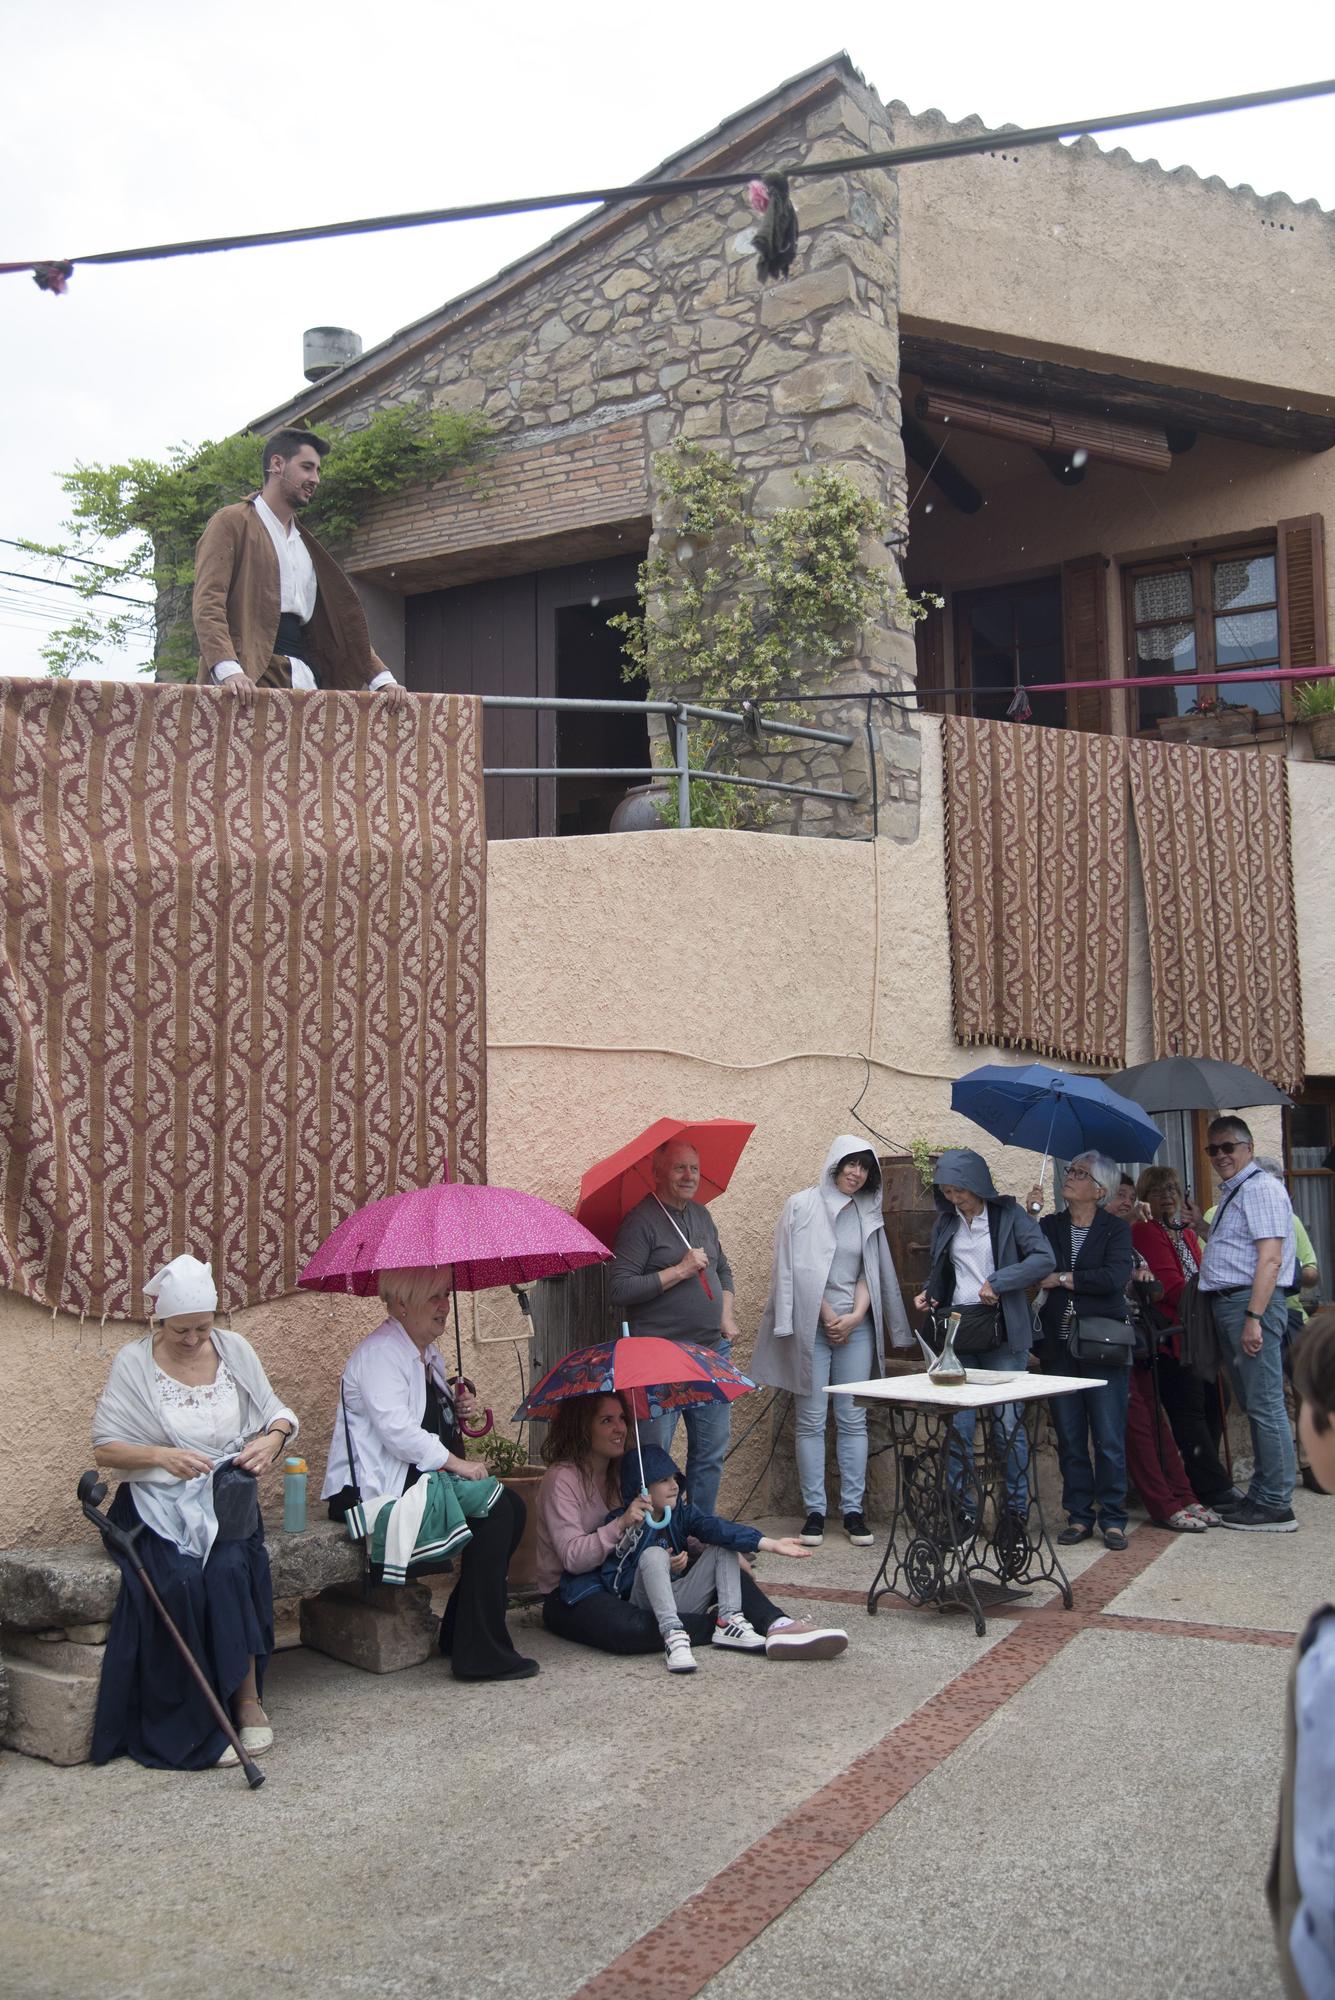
[{"xmin": 299, "ymin": 1183, "xmax": 611, "ymax": 1436}]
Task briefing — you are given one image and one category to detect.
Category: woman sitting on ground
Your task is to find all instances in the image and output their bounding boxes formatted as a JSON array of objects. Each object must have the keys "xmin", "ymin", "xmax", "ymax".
[
  {"xmin": 752, "ymin": 1136, "xmax": 912, "ymax": 1550},
  {"xmin": 535, "ymin": 1391, "xmax": 847, "ymax": 1660},
  {"xmin": 1036, "ymin": 1152, "xmax": 1135, "ymax": 1550},
  {"xmin": 323, "ymin": 1265, "xmax": 536, "ymax": 1681},
  {"xmin": 90, "ymin": 1254, "xmax": 297, "ymax": 1770}
]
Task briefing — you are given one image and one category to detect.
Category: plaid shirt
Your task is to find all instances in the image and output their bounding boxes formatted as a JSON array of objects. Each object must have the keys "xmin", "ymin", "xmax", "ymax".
[{"xmin": 1200, "ymin": 1164, "xmax": 1295, "ymax": 1292}]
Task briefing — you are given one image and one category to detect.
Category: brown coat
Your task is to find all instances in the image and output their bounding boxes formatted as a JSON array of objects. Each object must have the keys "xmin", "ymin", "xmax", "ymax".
[{"xmin": 192, "ymin": 498, "xmax": 387, "ymax": 689}]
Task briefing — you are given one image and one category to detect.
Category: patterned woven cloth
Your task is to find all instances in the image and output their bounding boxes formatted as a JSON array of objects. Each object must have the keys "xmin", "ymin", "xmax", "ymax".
[
  {"xmin": 0, "ymin": 682, "xmax": 486, "ymax": 1319},
  {"xmin": 942, "ymin": 716, "xmax": 1131, "ymax": 1066},
  {"xmin": 1128, "ymin": 738, "xmax": 1304, "ymax": 1094}
]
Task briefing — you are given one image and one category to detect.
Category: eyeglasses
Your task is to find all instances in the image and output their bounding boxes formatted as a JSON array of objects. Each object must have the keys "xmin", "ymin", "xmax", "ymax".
[
  {"xmin": 1206, "ymin": 1142, "xmax": 1243, "ymax": 1156},
  {"xmin": 1064, "ymin": 1167, "xmax": 1093, "ymax": 1180}
]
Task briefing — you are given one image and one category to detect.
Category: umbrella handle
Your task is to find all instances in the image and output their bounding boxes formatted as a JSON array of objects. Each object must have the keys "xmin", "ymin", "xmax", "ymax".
[
  {"xmin": 451, "ymin": 1376, "xmax": 495, "ymax": 1439},
  {"xmin": 699, "ymin": 1274, "xmax": 714, "ymax": 1300},
  {"xmin": 644, "ymin": 1504, "xmax": 673, "ymax": 1529}
]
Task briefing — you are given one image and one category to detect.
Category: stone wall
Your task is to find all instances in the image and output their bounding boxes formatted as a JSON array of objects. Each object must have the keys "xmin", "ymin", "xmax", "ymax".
[{"xmin": 267, "ymin": 71, "xmax": 922, "ymax": 838}]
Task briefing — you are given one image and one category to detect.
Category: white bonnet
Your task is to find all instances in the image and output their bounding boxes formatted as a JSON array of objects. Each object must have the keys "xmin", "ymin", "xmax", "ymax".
[{"xmin": 144, "ymin": 1255, "xmax": 218, "ymax": 1321}]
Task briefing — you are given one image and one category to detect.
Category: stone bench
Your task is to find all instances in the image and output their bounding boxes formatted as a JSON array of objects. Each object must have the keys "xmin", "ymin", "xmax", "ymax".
[{"xmin": 0, "ymin": 1520, "xmax": 443, "ymax": 1766}]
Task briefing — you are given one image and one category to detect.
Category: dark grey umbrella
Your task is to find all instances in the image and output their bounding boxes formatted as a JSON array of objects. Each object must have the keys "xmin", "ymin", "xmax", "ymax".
[{"xmin": 1105, "ymin": 1056, "xmax": 1291, "ymax": 1114}]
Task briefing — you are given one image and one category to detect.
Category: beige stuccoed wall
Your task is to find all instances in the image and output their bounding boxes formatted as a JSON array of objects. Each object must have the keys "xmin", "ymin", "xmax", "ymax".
[
  {"xmin": 892, "ymin": 105, "xmax": 1335, "ymax": 403},
  {"xmin": 3, "ymin": 714, "xmax": 1317, "ymax": 1547}
]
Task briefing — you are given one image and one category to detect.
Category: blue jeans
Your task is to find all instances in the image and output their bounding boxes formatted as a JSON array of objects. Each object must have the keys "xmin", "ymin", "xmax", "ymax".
[
  {"xmin": 643, "ymin": 1340, "xmax": 733, "ymax": 1516},
  {"xmin": 794, "ymin": 1322, "xmax": 874, "ymax": 1513},
  {"xmin": 1210, "ymin": 1288, "xmax": 1296, "ymax": 1511},
  {"xmin": 948, "ymin": 1343, "xmax": 1031, "ymax": 1515},
  {"xmin": 1047, "ymin": 1361, "xmax": 1131, "ymax": 1530}
]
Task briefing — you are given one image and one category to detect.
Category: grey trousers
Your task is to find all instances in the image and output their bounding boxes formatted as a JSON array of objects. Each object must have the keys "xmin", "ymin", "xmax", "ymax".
[{"xmin": 629, "ymin": 1544, "xmax": 742, "ymax": 1636}]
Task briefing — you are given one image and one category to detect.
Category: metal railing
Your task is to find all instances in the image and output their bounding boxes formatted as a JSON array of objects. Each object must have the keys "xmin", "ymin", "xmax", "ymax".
[{"xmin": 479, "ymin": 694, "xmax": 858, "ymax": 827}]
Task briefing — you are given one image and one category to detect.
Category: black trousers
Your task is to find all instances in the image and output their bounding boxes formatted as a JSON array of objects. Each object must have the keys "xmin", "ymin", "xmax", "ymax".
[
  {"xmin": 438, "ymin": 1486, "xmax": 532, "ymax": 1679},
  {"xmin": 1156, "ymin": 1350, "xmax": 1233, "ymax": 1505},
  {"xmin": 541, "ymin": 1567, "xmax": 785, "ymax": 1656}
]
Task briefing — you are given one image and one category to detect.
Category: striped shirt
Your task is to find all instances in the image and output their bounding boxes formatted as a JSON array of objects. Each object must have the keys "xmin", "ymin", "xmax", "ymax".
[{"xmin": 1200, "ymin": 1164, "xmax": 1295, "ymax": 1292}]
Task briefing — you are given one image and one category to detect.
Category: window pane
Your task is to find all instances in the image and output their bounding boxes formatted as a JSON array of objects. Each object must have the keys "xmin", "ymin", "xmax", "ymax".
[
  {"xmin": 1134, "ymin": 571, "xmax": 1192, "ymax": 622},
  {"xmin": 1215, "ymin": 608, "xmax": 1278, "ymax": 666},
  {"xmin": 1213, "ymin": 555, "xmax": 1275, "ymax": 610},
  {"xmin": 1136, "ymin": 622, "xmax": 1196, "ymax": 726}
]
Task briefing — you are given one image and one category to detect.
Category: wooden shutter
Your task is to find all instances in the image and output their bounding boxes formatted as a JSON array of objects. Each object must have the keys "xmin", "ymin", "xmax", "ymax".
[
  {"xmin": 1277, "ymin": 514, "xmax": 1328, "ymax": 670},
  {"xmin": 914, "ymin": 601, "xmax": 947, "ymax": 713},
  {"xmin": 1061, "ymin": 553, "xmax": 1111, "ymax": 733}
]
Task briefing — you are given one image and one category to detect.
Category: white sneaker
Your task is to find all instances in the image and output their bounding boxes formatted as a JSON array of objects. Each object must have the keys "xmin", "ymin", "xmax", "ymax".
[
  {"xmin": 712, "ymin": 1612, "xmax": 766, "ymax": 1651},
  {"xmin": 665, "ymin": 1630, "xmax": 697, "ymax": 1673},
  {"xmin": 764, "ymin": 1617, "xmax": 849, "ymax": 1661}
]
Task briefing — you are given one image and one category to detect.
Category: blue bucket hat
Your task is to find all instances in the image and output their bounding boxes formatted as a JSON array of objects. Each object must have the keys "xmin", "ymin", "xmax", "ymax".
[{"xmin": 619, "ymin": 1443, "xmax": 683, "ymax": 1505}]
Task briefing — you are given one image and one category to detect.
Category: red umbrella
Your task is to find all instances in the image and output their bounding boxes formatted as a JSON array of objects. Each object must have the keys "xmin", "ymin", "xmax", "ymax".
[
  {"xmin": 574, "ymin": 1117, "xmax": 755, "ymax": 1253},
  {"xmin": 299, "ymin": 1182, "xmax": 611, "ymax": 1436}
]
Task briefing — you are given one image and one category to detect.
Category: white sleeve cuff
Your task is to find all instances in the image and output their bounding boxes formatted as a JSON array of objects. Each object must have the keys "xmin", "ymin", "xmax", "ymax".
[
  {"xmin": 211, "ymin": 660, "xmax": 244, "ymax": 684},
  {"xmin": 368, "ymin": 670, "xmax": 398, "ymax": 692}
]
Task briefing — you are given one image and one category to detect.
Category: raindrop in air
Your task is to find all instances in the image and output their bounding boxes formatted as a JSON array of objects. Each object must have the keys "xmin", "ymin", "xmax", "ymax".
[
  {"xmin": 590, "ymin": 595, "xmax": 600, "ymax": 607},
  {"xmin": 1071, "ymin": 448, "xmax": 1088, "ymax": 468},
  {"xmin": 924, "ymin": 501, "xmax": 934, "ymax": 514}
]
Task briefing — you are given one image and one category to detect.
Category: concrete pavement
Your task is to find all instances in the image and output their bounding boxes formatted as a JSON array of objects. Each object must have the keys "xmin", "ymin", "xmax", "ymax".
[{"xmin": 1, "ymin": 1490, "xmax": 1325, "ymax": 2000}]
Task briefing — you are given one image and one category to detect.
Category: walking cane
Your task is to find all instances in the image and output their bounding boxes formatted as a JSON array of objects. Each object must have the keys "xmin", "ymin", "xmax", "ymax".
[{"xmin": 76, "ymin": 1472, "xmax": 265, "ymax": 1789}]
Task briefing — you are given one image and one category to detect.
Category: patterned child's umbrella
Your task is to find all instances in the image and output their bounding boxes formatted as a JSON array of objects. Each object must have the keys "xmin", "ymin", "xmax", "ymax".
[{"xmin": 512, "ymin": 1333, "xmax": 755, "ymax": 1424}]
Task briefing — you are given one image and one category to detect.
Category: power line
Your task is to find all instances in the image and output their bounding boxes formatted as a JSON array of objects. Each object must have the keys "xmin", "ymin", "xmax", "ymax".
[
  {"xmin": 3, "ymin": 77, "xmax": 1331, "ymax": 280},
  {"xmin": 0, "ymin": 567, "xmax": 150, "ymax": 606},
  {"xmin": 0, "ymin": 538, "xmax": 136, "ymax": 576}
]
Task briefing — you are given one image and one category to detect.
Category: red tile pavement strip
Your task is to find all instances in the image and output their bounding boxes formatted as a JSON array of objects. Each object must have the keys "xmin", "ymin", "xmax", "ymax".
[{"xmin": 569, "ymin": 1530, "xmax": 1283, "ymax": 2000}]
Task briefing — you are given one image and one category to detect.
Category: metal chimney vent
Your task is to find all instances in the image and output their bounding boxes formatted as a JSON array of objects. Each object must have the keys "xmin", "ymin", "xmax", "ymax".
[{"xmin": 303, "ymin": 326, "xmax": 362, "ymax": 383}]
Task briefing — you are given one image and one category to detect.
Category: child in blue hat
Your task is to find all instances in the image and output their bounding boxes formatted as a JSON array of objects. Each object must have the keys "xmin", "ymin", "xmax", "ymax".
[{"xmin": 601, "ymin": 1443, "xmax": 813, "ymax": 1673}]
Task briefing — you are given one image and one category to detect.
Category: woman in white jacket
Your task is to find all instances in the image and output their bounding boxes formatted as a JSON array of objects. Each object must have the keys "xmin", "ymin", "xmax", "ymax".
[{"xmin": 752, "ymin": 1137, "xmax": 912, "ymax": 1547}]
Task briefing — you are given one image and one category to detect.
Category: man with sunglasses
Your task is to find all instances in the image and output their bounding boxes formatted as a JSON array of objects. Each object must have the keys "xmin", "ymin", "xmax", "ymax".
[{"xmin": 1199, "ymin": 1117, "xmax": 1298, "ymax": 1531}]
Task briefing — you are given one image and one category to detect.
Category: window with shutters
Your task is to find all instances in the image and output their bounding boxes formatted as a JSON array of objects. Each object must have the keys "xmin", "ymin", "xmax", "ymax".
[{"xmin": 1124, "ymin": 544, "xmax": 1282, "ymax": 730}]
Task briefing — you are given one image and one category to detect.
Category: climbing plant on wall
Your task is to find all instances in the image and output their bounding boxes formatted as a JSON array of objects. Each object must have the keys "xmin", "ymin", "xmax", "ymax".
[
  {"xmin": 613, "ymin": 441, "xmax": 932, "ymax": 828},
  {"xmin": 24, "ymin": 405, "xmax": 492, "ymax": 680}
]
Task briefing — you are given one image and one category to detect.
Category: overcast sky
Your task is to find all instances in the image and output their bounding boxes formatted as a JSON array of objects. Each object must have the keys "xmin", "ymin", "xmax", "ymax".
[{"xmin": 3, "ymin": 0, "xmax": 1333, "ymax": 679}]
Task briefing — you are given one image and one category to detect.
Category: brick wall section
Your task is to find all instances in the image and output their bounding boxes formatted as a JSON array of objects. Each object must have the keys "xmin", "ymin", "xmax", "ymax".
[{"xmin": 348, "ymin": 418, "xmax": 650, "ymax": 585}]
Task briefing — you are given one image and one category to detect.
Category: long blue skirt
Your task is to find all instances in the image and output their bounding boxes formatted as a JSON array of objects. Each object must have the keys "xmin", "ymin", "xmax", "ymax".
[{"xmin": 91, "ymin": 1483, "xmax": 274, "ymax": 1770}]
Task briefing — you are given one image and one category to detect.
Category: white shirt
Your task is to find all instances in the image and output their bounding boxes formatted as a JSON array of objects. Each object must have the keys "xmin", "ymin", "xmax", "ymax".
[
  {"xmin": 254, "ymin": 492, "xmax": 318, "ymax": 620},
  {"xmin": 321, "ymin": 1318, "xmax": 457, "ymax": 1503},
  {"xmin": 154, "ymin": 1358, "xmax": 244, "ymax": 1457},
  {"xmin": 949, "ymin": 1208, "xmax": 995, "ymax": 1307}
]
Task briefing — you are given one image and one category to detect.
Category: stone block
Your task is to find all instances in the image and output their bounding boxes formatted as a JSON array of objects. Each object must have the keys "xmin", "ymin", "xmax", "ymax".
[
  {"xmin": 299, "ymin": 1581, "xmax": 438, "ymax": 1674},
  {"xmin": 805, "ymin": 413, "xmax": 900, "ymax": 462},
  {"xmin": 759, "ymin": 265, "xmax": 856, "ymax": 330},
  {"xmin": 659, "ymin": 213, "xmax": 728, "ymax": 263},
  {"xmin": 3, "ymin": 1626, "xmax": 106, "ymax": 1674},
  {"xmin": 431, "ymin": 377, "xmax": 488, "ymax": 413},
  {"xmin": 594, "ymin": 343, "xmax": 641, "ymax": 380},
  {"xmin": 0, "ymin": 1543, "xmax": 120, "ymax": 1632},
  {"xmin": 601, "ymin": 268, "xmax": 653, "ymax": 301},
  {"xmin": 818, "ymin": 312, "xmax": 901, "ymax": 380},
  {"xmin": 737, "ymin": 339, "xmax": 794, "ymax": 385},
  {"xmin": 1, "ymin": 1653, "xmax": 100, "ymax": 1765},
  {"xmin": 772, "ymin": 358, "xmax": 874, "ymax": 418}
]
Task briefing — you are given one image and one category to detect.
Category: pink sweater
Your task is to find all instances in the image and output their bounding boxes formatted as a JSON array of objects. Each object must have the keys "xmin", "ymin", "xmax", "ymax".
[{"xmin": 534, "ymin": 1463, "xmax": 623, "ymax": 1596}]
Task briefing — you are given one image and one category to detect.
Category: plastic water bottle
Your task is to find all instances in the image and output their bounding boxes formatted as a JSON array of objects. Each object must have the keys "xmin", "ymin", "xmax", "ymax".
[{"xmin": 283, "ymin": 1456, "xmax": 308, "ymax": 1533}]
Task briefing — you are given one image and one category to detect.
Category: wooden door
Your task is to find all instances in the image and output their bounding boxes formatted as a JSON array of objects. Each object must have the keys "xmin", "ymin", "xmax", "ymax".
[{"xmin": 880, "ymin": 1155, "xmax": 936, "ymax": 1331}]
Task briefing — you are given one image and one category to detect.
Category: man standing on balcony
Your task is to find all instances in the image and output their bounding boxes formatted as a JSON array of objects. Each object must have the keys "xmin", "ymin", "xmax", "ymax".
[
  {"xmin": 193, "ymin": 429, "xmax": 404, "ymax": 706},
  {"xmin": 610, "ymin": 1140, "xmax": 739, "ymax": 1515},
  {"xmin": 1199, "ymin": 1115, "xmax": 1299, "ymax": 1532}
]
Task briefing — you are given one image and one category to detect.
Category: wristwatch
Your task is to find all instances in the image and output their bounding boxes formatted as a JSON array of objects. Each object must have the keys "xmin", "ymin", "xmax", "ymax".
[{"xmin": 1244, "ymin": 1310, "xmax": 1262, "ymax": 1323}]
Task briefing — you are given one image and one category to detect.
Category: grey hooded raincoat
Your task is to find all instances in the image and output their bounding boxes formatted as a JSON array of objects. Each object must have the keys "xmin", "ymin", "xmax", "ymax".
[{"xmin": 751, "ymin": 1134, "xmax": 913, "ymax": 1396}]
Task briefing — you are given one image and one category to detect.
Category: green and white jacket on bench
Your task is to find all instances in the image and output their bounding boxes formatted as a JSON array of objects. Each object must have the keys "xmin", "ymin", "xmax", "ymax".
[{"xmin": 358, "ymin": 1467, "xmax": 504, "ymax": 1584}]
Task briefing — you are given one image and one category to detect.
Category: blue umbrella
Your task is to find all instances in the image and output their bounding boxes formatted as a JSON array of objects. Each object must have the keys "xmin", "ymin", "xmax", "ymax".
[{"xmin": 951, "ymin": 1062, "xmax": 1164, "ymax": 1195}]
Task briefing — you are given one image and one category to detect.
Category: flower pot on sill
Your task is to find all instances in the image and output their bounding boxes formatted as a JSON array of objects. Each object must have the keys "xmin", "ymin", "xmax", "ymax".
[
  {"xmin": 1308, "ymin": 712, "xmax": 1335, "ymax": 761},
  {"xmin": 1155, "ymin": 706, "xmax": 1259, "ymax": 748}
]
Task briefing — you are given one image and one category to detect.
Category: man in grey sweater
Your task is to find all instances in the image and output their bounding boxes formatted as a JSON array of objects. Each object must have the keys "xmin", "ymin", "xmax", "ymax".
[{"xmin": 610, "ymin": 1140, "xmax": 740, "ymax": 1512}]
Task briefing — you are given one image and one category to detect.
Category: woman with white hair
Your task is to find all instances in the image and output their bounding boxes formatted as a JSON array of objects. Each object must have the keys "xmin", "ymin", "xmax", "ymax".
[
  {"xmin": 322, "ymin": 1266, "xmax": 536, "ymax": 1681},
  {"xmin": 91, "ymin": 1254, "xmax": 298, "ymax": 1769},
  {"xmin": 1035, "ymin": 1152, "xmax": 1135, "ymax": 1548}
]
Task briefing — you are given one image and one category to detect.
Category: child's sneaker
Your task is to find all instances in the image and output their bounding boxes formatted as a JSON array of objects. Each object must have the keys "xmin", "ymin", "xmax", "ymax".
[
  {"xmin": 712, "ymin": 1612, "xmax": 766, "ymax": 1651},
  {"xmin": 664, "ymin": 1630, "xmax": 697, "ymax": 1673}
]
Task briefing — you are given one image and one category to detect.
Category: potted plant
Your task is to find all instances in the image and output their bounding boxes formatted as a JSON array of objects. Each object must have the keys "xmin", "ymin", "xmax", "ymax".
[
  {"xmin": 1155, "ymin": 691, "xmax": 1259, "ymax": 747},
  {"xmin": 480, "ymin": 1429, "xmax": 546, "ymax": 1594},
  {"xmin": 1294, "ymin": 679, "xmax": 1335, "ymax": 760}
]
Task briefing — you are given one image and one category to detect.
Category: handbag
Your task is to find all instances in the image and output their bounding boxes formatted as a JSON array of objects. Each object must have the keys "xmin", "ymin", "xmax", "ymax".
[
  {"xmin": 951, "ymin": 1303, "xmax": 1004, "ymax": 1355},
  {"xmin": 1062, "ymin": 1300, "xmax": 1135, "ymax": 1369},
  {"xmin": 212, "ymin": 1462, "xmax": 260, "ymax": 1540},
  {"xmin": 340, "ymin": 1382, "xmax": 369, "ymax": 1543}
]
